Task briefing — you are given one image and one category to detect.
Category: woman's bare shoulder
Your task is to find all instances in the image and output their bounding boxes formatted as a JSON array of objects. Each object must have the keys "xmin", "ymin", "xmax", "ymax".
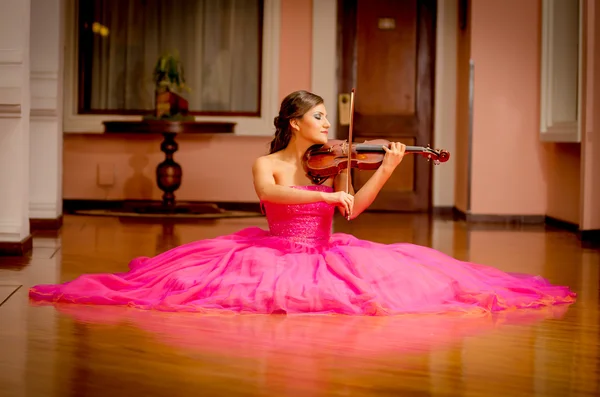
[{"xmin": 253, "ymin": 152, "xmax": 280, "ymax": 169}]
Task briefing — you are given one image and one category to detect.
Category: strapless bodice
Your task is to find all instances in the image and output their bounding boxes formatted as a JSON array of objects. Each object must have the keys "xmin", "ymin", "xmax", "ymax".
[{"xmin": 261, "ymin": 185, "xmax": 335, "ymax": 244}]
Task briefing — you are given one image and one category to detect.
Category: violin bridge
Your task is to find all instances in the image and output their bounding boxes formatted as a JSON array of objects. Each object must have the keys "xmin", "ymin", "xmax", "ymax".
[{"xmin": 341, "ymin": 140, "xmax": 348, "ymax": 156}]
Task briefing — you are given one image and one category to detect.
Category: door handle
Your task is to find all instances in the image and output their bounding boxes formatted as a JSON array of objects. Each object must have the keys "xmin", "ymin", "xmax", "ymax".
[{"xmin": 338, "ymin": 93, "xmax": 351, "ymax": 126}]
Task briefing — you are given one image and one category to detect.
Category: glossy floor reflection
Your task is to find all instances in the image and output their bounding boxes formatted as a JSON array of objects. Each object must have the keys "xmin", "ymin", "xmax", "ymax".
[{"xmin": 0, "ymin": 213, "xmax": 598, "ymax": 397}]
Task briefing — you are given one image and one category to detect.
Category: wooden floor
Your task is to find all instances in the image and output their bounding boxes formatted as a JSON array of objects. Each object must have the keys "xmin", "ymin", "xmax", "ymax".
[{"xmin": 0, "ymin": 213, "xmax": 598, "ymax": 396}]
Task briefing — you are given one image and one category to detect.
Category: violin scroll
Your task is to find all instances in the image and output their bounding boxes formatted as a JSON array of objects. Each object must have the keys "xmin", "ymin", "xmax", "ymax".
[{"xmin": 418, "ymin": 145, "xmax": 451, "ymax": 165}]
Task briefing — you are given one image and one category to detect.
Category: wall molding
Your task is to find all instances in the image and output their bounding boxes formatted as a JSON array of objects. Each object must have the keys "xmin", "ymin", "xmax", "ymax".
[
  {"xmin": 61, "ymin": 0, "xmax": 280, "ymax": 136},
  {"xmin": 31, "ymin": 71, "xmax": 60, "ymax": 80},
  {"xmin": 0, "ymin": 87, "xmax": 23, "ymax": 110},
  {"xmin": 30, "ymin": 109, "xmax": 58, "ymax": 119},
  {"xmin": 31, "ymin": 70, "xmax": 60, "ymax": 111},
  {"xmin": 29, "ymin": 201, "xmax": 60, "ymax": 219},
  {"xmin": 0, "ymin": 103, "xmax": 22, "ymax": 117},
  {"xmin": 0, "ymin": 49, "xmax": 24, "ymax": 64}
]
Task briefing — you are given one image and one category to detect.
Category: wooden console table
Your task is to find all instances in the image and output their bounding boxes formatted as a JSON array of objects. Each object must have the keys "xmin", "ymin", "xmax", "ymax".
[{"xmin": 103, "ymin": 120, "xmax": 235, "ymax": 214}]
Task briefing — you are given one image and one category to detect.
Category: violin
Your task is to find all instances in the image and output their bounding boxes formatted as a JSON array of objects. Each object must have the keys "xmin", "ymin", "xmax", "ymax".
[
  {"xmin": 302, "ymin": 88, "xmax": 450, "ymax": 186},
  {"xmin": 302, "ymin": 139, "xmax": 450, "ymax": 185}
]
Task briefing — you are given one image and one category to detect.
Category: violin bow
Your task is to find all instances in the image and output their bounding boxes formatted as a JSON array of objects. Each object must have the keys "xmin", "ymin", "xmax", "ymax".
[
  {"xmin": 347, "ymin": 88, "xmax": 355, "ymax": 195},
  {"xmin": 346, "ymin": 88, "xmax": 356, "ymax": 220}
]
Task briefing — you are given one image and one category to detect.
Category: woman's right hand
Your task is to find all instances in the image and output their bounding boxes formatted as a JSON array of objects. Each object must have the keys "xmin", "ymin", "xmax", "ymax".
[{"xmin": 324, "ymin": 191, "xmax": 354, "ymax": 218}]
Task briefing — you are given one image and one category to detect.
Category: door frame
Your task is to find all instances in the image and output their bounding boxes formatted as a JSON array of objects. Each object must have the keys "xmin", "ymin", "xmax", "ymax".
[{"xmin": 335, "ymin": 0, "xmax": 437, "ymax": 212}]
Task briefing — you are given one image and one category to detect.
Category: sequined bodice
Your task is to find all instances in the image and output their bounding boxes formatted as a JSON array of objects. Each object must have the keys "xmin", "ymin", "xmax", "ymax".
[{"xmin": 261, "ymin": 185, "xmax": 335, "ymax": 244}]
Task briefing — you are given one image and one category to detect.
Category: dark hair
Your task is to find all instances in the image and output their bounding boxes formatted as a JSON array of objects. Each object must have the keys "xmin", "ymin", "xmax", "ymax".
[{"xmin": 269, "ymin": 90, "xmax": 324, "ymax": 153}]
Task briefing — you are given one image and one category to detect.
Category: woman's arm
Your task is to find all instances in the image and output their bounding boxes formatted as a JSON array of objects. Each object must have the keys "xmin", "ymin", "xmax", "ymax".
[
  {"xmin": 333, "ymin": 169, "xmax": 355, "ymax": 217},
  {"xmin": 333, "ymin": 169, "xmax": 355, "ymax": 195},
  {"xmin": 252, "ymin": 157, "xmax": 354, "ymax": 213},
  {"xmin": 336, "ymin": 142, "xmax": 406, "ymax": 220}
]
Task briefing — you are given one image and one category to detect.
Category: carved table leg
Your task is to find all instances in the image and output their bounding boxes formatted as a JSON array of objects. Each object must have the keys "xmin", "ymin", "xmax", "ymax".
[
  {"xmin": 156, "ymin": 132, "xmax": 182, "ymax": 207},
  {"xmin": 125, "ymin": 131, "xmax": 222, "ymax": 215}
]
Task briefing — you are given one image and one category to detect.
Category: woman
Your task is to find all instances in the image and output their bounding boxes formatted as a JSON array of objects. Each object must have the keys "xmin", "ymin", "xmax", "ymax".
[{"xmin": 29, "ymin": 90, "xmax": 576, "ymax": 315}]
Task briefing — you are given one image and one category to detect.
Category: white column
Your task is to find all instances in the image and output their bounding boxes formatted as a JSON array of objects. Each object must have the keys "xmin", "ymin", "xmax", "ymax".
[
  {"xmin": 0, "ymin": 0, "xmax": 32, "ymax": 254},
  {"xmin": 29, "ymin": 0, "xmax": 64, "ymax": 224}
]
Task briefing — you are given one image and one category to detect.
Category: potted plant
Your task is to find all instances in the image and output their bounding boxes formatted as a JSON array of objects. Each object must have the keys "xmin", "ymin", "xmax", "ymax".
[{"xmin": 151, "ymin": 50, "xmax": 192, "ymax": 120}]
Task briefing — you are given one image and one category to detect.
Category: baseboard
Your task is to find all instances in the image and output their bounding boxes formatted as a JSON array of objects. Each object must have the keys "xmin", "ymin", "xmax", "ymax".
[
  {"xmin": 581, "ymin": 229, "xmax": 600, "ymax": 247},
  {"xmin": 544, "ymin": 216, "xmax": 600, "ymax": 246},
  {"xmin": 544, "ymin": 216, "xmax": 579, "ymax": 232},
  {"xmin": 450, "ymin": 207, "xmax": 545, "ymax": 224},
  {"xmin": 431, "ymin": 206, "xmax": 454, "ymax": 217},
  {"xmin": 63, "ymin": 199, "xmax": 262, "ymax": 214},
  {"xmin": 445, "ymin": 208, "xmax": 600, "ymax": 246},
  {"xmin": 0, "ymin": 234, "xmax": 33, "ymax": 256},
  {"xmin": 30, "ymin": 215, "xmax": 63, "ymax": 231}
]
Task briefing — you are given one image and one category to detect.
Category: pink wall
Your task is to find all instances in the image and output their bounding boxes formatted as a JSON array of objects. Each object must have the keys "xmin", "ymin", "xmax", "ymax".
[
  {"xmin": 63, "ymin": 134, "xmax": 270, "ymax": 202},
  {"xmin": 62, "ymin": 0, "xmax": 314, "ymax": 203},
  {"xmin": 468, "ymin": 0, "xmax": 547, "ymax": 215},
  {"xmin": 278, "ymin": 0, "xmax": 312, "ymax": 100}
]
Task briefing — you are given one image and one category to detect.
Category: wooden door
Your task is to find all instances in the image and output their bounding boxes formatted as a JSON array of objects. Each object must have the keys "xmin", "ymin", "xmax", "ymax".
[{"xmin": 337, "ymin": 0, "xmax": 436, "ymax": 212}]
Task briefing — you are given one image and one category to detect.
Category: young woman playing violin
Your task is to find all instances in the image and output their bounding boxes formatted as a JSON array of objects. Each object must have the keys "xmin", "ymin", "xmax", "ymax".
[
  {"xmin": 253, "ymin": 91, "xmax": 407, "ymax": 220},
  {"xmin": 29, "ymin": 90, "xmax": 576, "ymax": 315}
]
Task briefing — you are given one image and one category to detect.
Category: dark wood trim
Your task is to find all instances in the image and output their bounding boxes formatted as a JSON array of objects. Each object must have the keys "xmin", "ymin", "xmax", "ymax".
[
  {"xmin": 450, "ymin": 208, "xmax": 600, "ymax": 247},
  {"xmin": 452, "ymin": 207, "xmax": 545, "ymax": 224},
  {"xmin": 63, "ymin": 199, "xmax": 262, "ymax": 214},
  {"xmin": 431, "ymin": 206, "xmax": 454, "ymax": 217},
  {"xmin": 30, "ymin": 216, "xmax": 64, "ymax": 231},
  {"xmin": 581, "ymin": 229, "xmax": 600, "ymax": 247},
  {"xmin": 103, "ymin": 120, "xmax": 236, "ymax": 134},
  {"xmin": 0, "ymin": 235, "xmax": 33, "ymax": 256},
  {"xmin": 544, "ymin": 216, "xmax": 579, "ymax": 233}
]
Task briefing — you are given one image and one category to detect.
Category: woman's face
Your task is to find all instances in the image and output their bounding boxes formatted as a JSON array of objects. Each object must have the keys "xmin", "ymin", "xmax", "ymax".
[{"xmin": 293, "ymin": 104, "xmax": 331, "ymax": 145}]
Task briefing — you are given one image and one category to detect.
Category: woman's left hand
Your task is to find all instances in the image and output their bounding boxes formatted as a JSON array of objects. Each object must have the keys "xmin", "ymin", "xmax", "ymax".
[{"xmin": 381, "ymin": 142, "xmax": 406, "ymax": 171}]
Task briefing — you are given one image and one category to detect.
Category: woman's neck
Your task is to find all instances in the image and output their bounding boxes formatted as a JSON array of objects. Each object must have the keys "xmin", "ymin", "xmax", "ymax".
[{"xmin": 280, "ymin": 136, "xmax": 313, "ymax": 164}]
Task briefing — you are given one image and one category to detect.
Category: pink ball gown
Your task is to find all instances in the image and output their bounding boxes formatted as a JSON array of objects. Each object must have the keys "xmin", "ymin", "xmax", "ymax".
[{"xmin": 29, "ymin": 185, "xmax": 576, "ymax": 315}]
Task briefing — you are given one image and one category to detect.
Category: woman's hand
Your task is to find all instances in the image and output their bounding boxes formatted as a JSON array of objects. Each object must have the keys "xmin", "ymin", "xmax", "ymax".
[
  {"xmin": 381, "ymin": 142, "xmax": 406, "ymax": 172},
  {"xmin": 325, "ymin": 191, "xmax": 354, "ymax": 218}
]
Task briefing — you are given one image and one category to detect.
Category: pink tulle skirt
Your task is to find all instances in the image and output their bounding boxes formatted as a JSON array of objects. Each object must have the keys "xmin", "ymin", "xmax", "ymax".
[{"xmin": 29, "ymin": 227, "xmax": 576, "ymax": 315}]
